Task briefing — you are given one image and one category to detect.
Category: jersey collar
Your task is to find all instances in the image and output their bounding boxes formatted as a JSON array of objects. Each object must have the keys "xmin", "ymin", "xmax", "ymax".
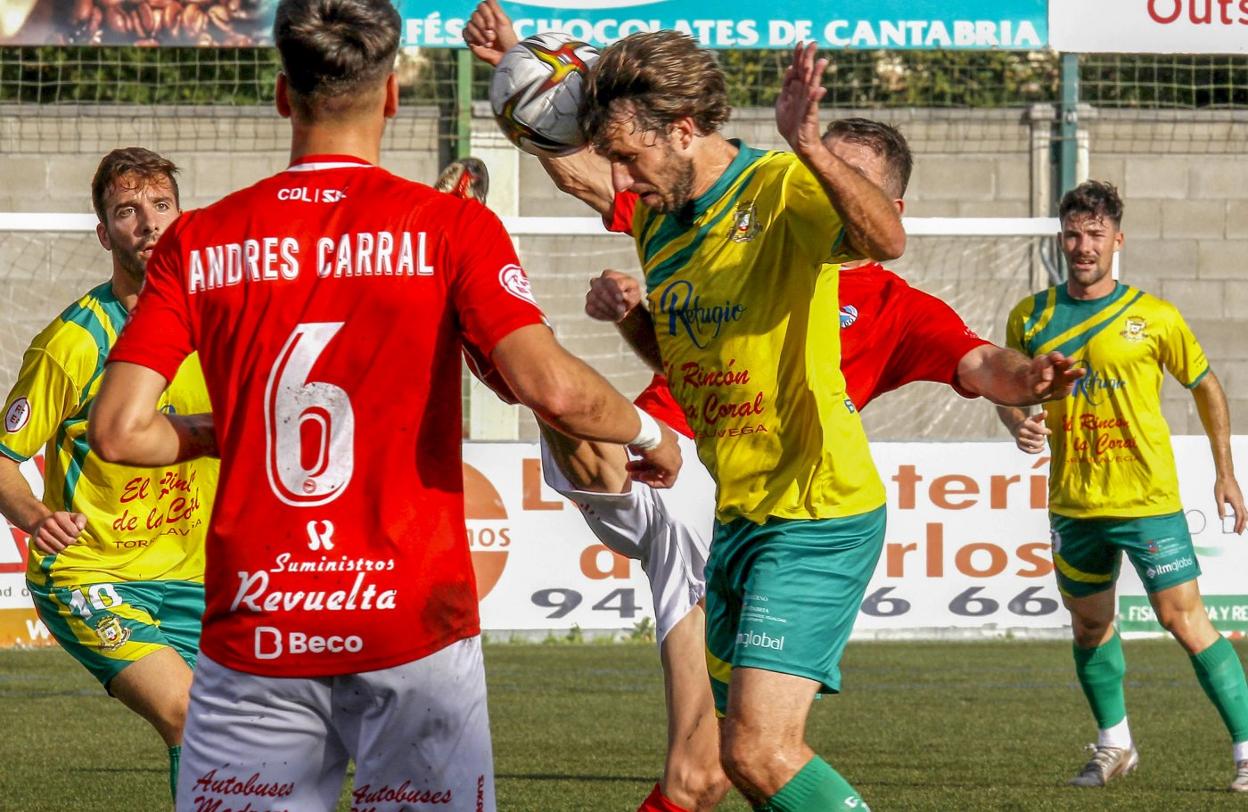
[
  {"xmin": 682, "ymin": 139, "xmax": 766, "ymax": 224},
  {"xmin": 285, "ymin": 154, "xmax": 375, "ymax": 172}
]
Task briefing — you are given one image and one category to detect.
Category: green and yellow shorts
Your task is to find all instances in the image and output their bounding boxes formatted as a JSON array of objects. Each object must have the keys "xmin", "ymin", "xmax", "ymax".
[
  {"xmin": 704, "ymin": 506, "xmax": 886, "ymax": 715},
  {"xmin": 27, "ymin": 579, "xmax": 203, "ymax": 690},
  {"xmin": 1050, "ymin": 511, "xmax": 1200, "ymax": 599}
]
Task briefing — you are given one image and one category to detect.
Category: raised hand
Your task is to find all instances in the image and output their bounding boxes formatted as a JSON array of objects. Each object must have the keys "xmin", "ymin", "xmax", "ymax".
[
  {"xmin": 775, "ymin": 41, "xmax": 829, "ymax": 160},
  {"xmin": 463, "ymin": 0, "xmax": 519, "ymax": 67}
]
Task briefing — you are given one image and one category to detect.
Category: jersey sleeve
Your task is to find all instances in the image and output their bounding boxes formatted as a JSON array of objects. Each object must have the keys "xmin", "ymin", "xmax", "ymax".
[
  {"xmin": 606, "ymin": 190, "xmax": 639, "ymax": 235},
  {"xmin": 449, "ymin": 204, "xmax": 547, "ymax": 358},
  {"xmin": 781, "ymin": 160, "xmax": 858, "ymax": 266},
  {"xmin": 0, "ymin": 348, "xmax": 80, "ymax": 462},
  {"xmin": 891, "ymin": 286, "xmax": 994, "ymax": 398},
  {"xmin": 1159, "ymin": 303, "xmax": 1211, "ymax": 388},
  {"xmin": 108, "ymin": 219, "xmax": 196, "ymax": 383}
]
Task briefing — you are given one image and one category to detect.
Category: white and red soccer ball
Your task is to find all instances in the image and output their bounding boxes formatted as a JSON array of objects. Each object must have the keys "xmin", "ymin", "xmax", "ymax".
[{"xmin": 489, "ymin": 32, "xmax": 600, "ymax": 157}]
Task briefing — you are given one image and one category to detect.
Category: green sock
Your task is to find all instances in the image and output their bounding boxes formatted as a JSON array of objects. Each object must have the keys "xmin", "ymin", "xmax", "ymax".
[
  {"xmin": 168, "ymin": 745, "xmax": 181, "ymax": 802},
  {"xmin": 1073, "ymin": 633, "xmax": 1127, "ymax": 729},
  {"xmin": 1191, "ymin": 637, "xmax": 1248, "ymax": 743},
  {"xmin": 757, "ymin": 757, "xmax": 866, "ymax": 812}
]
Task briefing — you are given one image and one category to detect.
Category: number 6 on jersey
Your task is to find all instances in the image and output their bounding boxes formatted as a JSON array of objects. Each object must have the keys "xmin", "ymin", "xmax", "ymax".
[{"xmin": 265, "ymin": 322, "xmax": 355, "ymax": 506}]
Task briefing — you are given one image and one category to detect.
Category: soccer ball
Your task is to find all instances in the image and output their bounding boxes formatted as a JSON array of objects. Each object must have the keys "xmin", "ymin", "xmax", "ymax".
[{"xmin": 489, "ymin": 32, "xmax": 599, "ymax": 157}]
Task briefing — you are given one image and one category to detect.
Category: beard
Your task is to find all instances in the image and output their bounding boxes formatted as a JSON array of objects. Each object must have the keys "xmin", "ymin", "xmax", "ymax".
[
  {"xmin": 114, "ymin": 244, "xmax": 148, "ymax": 285},
  {"xmin": 651, "ymin": 149, "xmax": 696, "ymax": 215}
]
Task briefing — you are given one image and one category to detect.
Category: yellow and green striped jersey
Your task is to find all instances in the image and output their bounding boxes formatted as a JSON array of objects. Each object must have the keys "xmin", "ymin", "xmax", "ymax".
[
  {"xmin": 0, "ymin": 281, "xmax": 217, "ymax": 588},
  {"xmin": 633, "ymin": 143, "xmax": 885, "ymax": 524},
  {"xmin": 1006, "ymin": 282, "xmax": 1209, "ymax": 518}
]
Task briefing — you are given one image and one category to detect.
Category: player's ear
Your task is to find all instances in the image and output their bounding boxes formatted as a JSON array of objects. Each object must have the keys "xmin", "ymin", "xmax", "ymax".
[
  {"xmin": 96, "ymin": 220, "xmax": 111, "ymax": 252},
  {"xmin": 1113, "ymin": 229, "xmax": 1124, "ymax": 252},
  {"xmin": 275, "ymin": 72, "xmax": 292, "ymax": 119},
  {"xmin": 671, "ymin": 117, "xmax": 696, "ymax": 152},
  {"xmin": 384, "ymin": 73, "xmax": 399, "ymax": 118},
  {"xmin": 894, "ymin": 198, "xmax": 905, "ymax": 217}
]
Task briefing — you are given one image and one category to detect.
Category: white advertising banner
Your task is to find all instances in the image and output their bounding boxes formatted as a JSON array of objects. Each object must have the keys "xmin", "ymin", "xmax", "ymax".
[
  {"xmin": 1050, "ymin": 0, "xmax": 1248, "ymax": 54},
  {"xmin": 3, "ymin": 438, "xmax": 1246, "ymax": 645}
]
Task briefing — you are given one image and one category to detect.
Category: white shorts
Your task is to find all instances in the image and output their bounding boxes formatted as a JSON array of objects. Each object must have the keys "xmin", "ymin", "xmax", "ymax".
[
  {"xmin": 540, "ymin": 434, "xmax": 715, "ymax": 644},
  {"xmin": 177, "ymin": 635, "xmax": 494, "ymax": 812}
]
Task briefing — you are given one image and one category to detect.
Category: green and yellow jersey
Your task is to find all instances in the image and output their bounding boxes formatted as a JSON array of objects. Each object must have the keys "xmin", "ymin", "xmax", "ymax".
[
  {"xmin": 0, "ymin": 281, "xmax": 217, "ymax": 589},
  {"xmin": 631, "ymin": 143, "xmax": 885, "ymax": 524},
  {"xmin": 1006, "ymin": 282, "xmax": 1209, "ymax": 518}
]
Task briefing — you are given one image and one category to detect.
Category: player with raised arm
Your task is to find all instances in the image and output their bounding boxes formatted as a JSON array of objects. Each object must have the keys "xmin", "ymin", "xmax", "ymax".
[
  {"xmin": 465, "ymin": 7, "xmax": 1079, "ymax": 808},
  {"xmin": 997, "ymin": 181, "xmax": 1248, "ymax": 792},
  {"xmin": 86, "ymin": 0, "xmax": 681, "ymax": 809},
  {"xmin": 0, "ymin": 148, "xmax": 216, "ymax": 802}
]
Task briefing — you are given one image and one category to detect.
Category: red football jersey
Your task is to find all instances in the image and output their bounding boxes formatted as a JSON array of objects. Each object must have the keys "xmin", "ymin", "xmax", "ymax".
[
  {"xmin": 110, "ymin": 155, "xmax": 546, "ymax": 677},
  {"xmin": 607, "ymin": 192, "xmax": 992, "ymax": 431}
]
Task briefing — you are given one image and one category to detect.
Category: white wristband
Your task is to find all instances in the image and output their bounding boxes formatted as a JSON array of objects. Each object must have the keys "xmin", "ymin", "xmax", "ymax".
[{"xmin": 628, "ymin": 406, "xmax": 663, "ymax": 451}]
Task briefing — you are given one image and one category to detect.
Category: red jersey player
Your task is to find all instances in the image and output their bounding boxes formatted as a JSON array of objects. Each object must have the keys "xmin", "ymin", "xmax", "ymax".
[{"xmin": 88, "ymin": 0, "xmax": 681, "ymax": 809}]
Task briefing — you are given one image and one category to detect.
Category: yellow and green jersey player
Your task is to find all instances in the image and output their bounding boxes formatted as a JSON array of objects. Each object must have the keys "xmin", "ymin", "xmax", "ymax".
[
  {"xmin": 998, "ymin": 180, "xmax": 1248, "ymax": 791},
  {"xmin": 0, "ymin": 148, "xmax": 217, "ymax": 802},
  {"xmin": 580, "ymin": 36, "xmax": 907, "ymax": 810}
]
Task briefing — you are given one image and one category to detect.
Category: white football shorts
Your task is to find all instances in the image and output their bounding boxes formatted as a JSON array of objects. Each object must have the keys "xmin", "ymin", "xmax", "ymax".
[
  {"xmin": 540, "ymin": 433, "xmax": 715, "ymax": 644},
  {"xmin": 177, "ymin": 635, "xmax": 494, "ymax": 812}
]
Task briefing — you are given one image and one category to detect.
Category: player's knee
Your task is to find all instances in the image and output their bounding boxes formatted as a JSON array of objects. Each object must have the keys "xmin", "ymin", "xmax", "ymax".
[
  {"xmin": 666, "ymin": 763, "xmax": 731, "ymax": 810},
  {"xmin": 1156, "ymin": 603, "xmax": 1212, "ymax": 650},
  {"xmin": 1070, "ymin": 612, "xmax": 1112, "ymax": 648},
  {"xmin": 718, "ymin": 723, "xmax": 773, "ymax": 795}
]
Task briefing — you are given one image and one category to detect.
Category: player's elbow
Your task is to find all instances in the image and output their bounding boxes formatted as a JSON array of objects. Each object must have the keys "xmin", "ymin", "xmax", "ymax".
[
  {"xmin": 872, "ymin": 226, "xmax": 906, "ymax": 262},
  {"xmin": 87, "ymin": 405, "xmax": 139, "ymax": 464},
  {"xmin": 516, "ymin": 374, "xmax": 583, "ymax": 428}
]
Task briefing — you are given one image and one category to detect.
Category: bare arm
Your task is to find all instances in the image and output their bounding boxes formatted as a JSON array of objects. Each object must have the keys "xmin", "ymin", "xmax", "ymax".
[
  {"xmin": 775, "ymin": 43, "xmax": 905, "ymax": 261},
  {"xmin": 1191, "ymin": 372, "xmax": 1246, "ymax": 534},
  {"xmin": 491, "ymin": 324, "xmax": 680, "ymax": 487},
  {"xmin": 957, "ymin": 346, "xmax": 1084, "ymax": 407},
  {"xmin": 0, "ymin": 458, "xmax": 85, "ymax": 554},
  {"xmin": 538, "ymin": 153, "xmax": 615, "ymax": 218},
  {"xmin": 88, "ymin": 362, "xmax": 217, "ymax": 466},
  {"xmin": 537, "ymin": 421, "xmax": 629, "ymax": 495}
]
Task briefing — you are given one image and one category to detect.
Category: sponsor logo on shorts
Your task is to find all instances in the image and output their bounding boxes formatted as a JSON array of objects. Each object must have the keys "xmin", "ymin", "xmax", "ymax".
[
  {"xmin": 499, "ymin": 263, "xmax": 538, "ymax": 307},
  {"xmin": 353, "ymin": 781, "xmax": 454, "ymax": 806},
  {"xmin": 254, "ymin": 626, "xmax": 364, "ymax": 659},
  {"xmin": 736, "ymin": 630, "xmax": 785, "ymax": 651},
  {"xmin": 1145, "ymin": 556, "xmax": 1194, "ymax": 580},
  {"xmin": 192, "ymin": 768, "xmax": 295, "ymax": 800},
  {"xmin": 94, "ymin": 615, "xmax": 130, "ymax": 651},
  {"xmin": 4, "ymin": 397, "xmax": 30, "ymax": 432}
]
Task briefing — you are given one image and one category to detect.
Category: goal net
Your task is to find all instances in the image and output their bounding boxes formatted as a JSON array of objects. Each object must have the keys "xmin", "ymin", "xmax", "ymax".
[{"xmin": 0, "ymin": 213, "xmax": 1059, "ymax": 442}]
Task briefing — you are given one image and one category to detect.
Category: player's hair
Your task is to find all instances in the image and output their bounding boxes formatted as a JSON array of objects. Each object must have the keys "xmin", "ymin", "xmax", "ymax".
[
  {"xmin": 273, "ymin": 0, "xmax": 400, "ymax": 122},
  {"xmin": 823, "ymin": 118, "xmax": 913, "ymax": 199},
  {"xmin": 579, "ymin": 31, "xmax": 730, "ymax": 150},
  {"xmin": 91, "ymin": 147, "xmax": 180, "ymax": 225},
  {"xmin": 1059, "ymin": 180, "xmax": 1125, "ymax": 227}
]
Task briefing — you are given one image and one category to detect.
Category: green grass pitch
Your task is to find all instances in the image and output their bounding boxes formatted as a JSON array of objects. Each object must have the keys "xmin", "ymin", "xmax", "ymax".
[{"xmin": 2, "ymin": 639, "xmax": 1246, "ymax": 810}]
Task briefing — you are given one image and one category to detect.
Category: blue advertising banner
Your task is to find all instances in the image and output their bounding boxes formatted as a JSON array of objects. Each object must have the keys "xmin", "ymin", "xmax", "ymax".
[
  {"xmin": 402, "ymin": 0, "xmax": 1048, "ymax": 50},
  {"xmin": 1, "ymin": 0, "xmax": 1049, "ymax": 49}
]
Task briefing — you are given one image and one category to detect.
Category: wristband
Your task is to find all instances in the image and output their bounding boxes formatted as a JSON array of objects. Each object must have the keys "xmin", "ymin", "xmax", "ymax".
[{"xmin": 627, "ymin": 406, "xmax": 663, "ymax": 451}]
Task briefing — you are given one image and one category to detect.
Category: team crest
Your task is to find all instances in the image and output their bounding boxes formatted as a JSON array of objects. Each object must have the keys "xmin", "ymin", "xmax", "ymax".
[
  {"xmin": 729, "ymin": 202, "xmax": 761, "ymax": 243},
  {"xmin": 94, "ymin": 616, "xmax": 130, "ymax": 651},
  {"xmin": 1120, "ymin": 316, "xmax": 1149, "ymax": 342},
  {"xmin": 839, "ymin": 305, "xmax": 859, "ymax": 328}
]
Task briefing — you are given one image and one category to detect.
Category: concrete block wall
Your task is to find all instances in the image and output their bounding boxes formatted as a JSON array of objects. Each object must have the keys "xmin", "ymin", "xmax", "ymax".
[
  {"xmin": 1, "ymin": 103, "xmax": 1245, "ymax": 441},
  {"xmin": 1088, "ymin": 110, "xmax": 1248, "ymax": 436}
]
